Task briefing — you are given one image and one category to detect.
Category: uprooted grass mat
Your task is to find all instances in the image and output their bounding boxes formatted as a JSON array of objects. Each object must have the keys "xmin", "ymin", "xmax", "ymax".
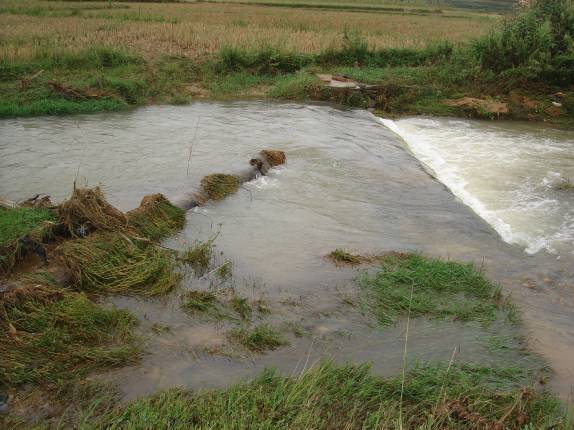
[
  {"xmin": 59, "ymin": 232, "xmax": 180, "ymax": 296},
  {"xmin": 127, "ymin": 194, "xmax": 185, "ymax": 241},
  {"xmin": 260, "ymin": 150, "xmax": 286, "ymax": 167},
  {"xmin": 200, "ymin": 174, "xmax": 240, "ymax": 201},
  {"xmin": 0, "ymin": 285, "xmax": 140, "ymax": 387},
  {"xmin": 58, "ymin": 187, "xmax": 128, "ymax": 236}
]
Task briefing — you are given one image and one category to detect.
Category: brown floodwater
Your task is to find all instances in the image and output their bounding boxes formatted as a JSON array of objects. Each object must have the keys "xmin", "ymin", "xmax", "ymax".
[{"xmin": 0, "ymin": 101, "xmax": 572, "ymax": 398}]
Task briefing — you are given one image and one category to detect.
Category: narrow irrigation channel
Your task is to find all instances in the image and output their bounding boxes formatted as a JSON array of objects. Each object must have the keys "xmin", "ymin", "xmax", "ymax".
[{"xmin": 1, "ymin": 101, "xmax": 573, "ymax": 427}]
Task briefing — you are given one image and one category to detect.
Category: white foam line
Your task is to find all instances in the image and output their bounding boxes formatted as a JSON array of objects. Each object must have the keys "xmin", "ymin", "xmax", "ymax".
[{"xmin": 378, "ymin": 117, "xmax": 523, "ymax": 251}]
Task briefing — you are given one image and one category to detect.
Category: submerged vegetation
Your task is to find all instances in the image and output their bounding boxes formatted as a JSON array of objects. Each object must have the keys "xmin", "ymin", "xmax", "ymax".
[
  {"xmin": 359, "ymin": 253, "xmax": 516, "ymax": 326},
  {"xmin": 82, "ymin": 362, "xmax": 568, "ymax": 429},
  {"xmin": 230, "ymin": 324, "xmax": 288, "ymax": 351},
  {"xmin": 180, "ymin": 237, "xmax": 216, "ymax": 276},
  {"xmin": 181, "ymin": 290, "xmax": 218, "ymax": 314},
  {"xmin": 0, "ymin": 285, "xmax": 139, "ymax": 388}
]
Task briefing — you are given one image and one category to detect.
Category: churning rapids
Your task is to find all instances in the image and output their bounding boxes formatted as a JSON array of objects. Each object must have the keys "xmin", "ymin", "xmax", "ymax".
[
  {"xmin": 382, "ymin": 117, "xmax": 574, "ymax": 256},
  {"xmin": 1, "ymin": 102, "xmax": 573, "ymax": 397}
]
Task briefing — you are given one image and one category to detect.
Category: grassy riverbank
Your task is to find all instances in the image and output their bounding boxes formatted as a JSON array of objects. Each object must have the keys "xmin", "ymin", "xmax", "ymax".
[
  {"xmin": 80, "ymin": 362, "xmax": 568, "ymax": 429},
  {"xmin": 1, "ymin": 0, "xmax": 572, "ymax": 126}
]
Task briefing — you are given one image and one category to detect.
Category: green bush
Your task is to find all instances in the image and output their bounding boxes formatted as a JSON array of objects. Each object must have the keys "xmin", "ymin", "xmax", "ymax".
[{"xmin": 473, "ymin": 0, "xmax": 574, "ymax": 73}]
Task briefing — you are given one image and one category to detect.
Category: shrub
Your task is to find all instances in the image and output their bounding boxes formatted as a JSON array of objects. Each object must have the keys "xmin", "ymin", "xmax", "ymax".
[{"xmin": 473, "ymin": 0, "xmax": 574, "ymax": 72}]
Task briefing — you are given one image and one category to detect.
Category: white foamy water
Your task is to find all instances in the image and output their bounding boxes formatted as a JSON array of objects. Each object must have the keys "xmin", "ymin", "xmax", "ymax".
[{"xmin": 380, "ymin": 117, "xmax": 574, "ymax": 255}]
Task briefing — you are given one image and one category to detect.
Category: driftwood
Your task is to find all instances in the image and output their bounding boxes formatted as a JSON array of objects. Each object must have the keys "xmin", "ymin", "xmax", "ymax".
[{"xmin": 173, "ymin": 150, "xmax": 286, "ymax": 210}]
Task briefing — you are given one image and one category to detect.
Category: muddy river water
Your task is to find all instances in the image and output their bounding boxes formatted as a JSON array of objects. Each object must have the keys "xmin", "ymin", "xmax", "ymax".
[{"xmin": 1, "ymin": 102, "xmax": 573, "ymax": 398}]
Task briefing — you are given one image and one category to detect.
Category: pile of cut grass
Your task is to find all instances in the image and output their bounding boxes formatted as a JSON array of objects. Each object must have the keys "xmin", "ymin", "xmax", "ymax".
[
  {"xmin": 127, "ymin": 194, "xmax": 185, "ymax": 241},
  {"xmin": 86, "ymin": 362, "xmax": 568, "ymax": 429},
  {"xmin": 230, "ymin": 324, "xmax": 287, "ymax": 352},
  {"xmin": 359, "ymin": 253, "xmax": 515, "ymax": 326},
  {"xmin": 0, "ymin": 285, "xmax": 140, "ymax": 387},
  {"xmin": 200, "ymin": 174, "xmax": 240, "ymax": 201},
  {"xmin": 60, "ymin": 232, "xmax": 180, "ymax": 296}
]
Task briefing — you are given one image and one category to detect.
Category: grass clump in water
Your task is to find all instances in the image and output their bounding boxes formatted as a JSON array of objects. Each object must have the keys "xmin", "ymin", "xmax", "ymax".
[
  {"xmin": 230, "ymin": 324, "xmax": 287, "ymax": 352},
  {"xmin": 180, "ymin": 238, "xmax": 216, "ymax": 276},
  {"xmin": 555, "ymin": 177, "xmax": 574, "ymax": 190},
  {"xmin": 86, "ymin": 361, "xmax": 568, "ymax": 429},
  {"xmin": 200, "ymin": 174, "xmax": 240, "ymax": 201},
  {"xmin": 127, "ymin": 194, "xmax": 185, "ymax": 241},
  {"xmin": 60, "ymin": 232, "xmax": 180, "ymax": 296},
  {"xmin": 327, "ymin": 248, "xmax": 363, "ymax": 266},
  {"xmin": 0, "ymin": 285, "xmax": 140, "ymax": 387},
  {"xmin": 181, "ymin": 290, "xmax": 218, "ymax": 314},
  {"xmin": 215, "ymin": 260, "xmax": 232, "ymax": 281},
  {"xmin": 230, "ymin": 295, "xmax": 252, "ymax": 320},
  {"xmin": 260, "ymin": 149, "xmax": 286, "ymax": 167},
  {"xmin": 359, "ymin": 253, "xmax": 514, "ymax": 326}
]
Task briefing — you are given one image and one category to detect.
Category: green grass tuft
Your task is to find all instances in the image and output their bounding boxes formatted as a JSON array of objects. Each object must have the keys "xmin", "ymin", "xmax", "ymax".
[
  {"xmin": 269, "ymin": 73, "xmax": 321, "ymax": 99},
  {"xmin": 0, "ymin": 206, "xmax": 56, "ymax": 272},
  {"xmin": 359, "ymin": 253, "xmax": 514, "ymax": 326},
  {"xmin": 230, "ymin": 324, "xmax": 287, "ymax": 352},
  {"xmin": 127, "ymin": 195, "xmax": 186, "ymax": 241},
  {"xmin": 200, "ymin": 174, "xmax": 240, "ymax": 200},
  {"xmin": 0, "ymin": 207, "xmax": 56, "ymax": 248},
  {"xmin": 0, "ymin": 98, "xmax": 128, "ymax": 118},
  {"xmin": 0, "ymin": 287, "xmax": 140, "ymax": 388}
]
